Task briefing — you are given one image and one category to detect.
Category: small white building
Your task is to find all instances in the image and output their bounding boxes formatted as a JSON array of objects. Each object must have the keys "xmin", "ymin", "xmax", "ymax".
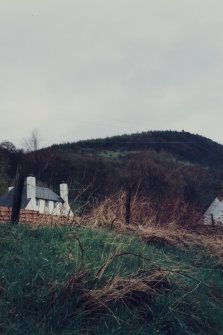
[
  {"xmin": 0, "ymin": 176, "xmax": 73, "ymax": 216},
  {"xmin": 203, "ymin": 188, "xmax": 223, "ymax": 225}
]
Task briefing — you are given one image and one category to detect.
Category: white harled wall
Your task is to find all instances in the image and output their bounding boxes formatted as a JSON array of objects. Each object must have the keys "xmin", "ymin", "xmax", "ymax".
[{"xmin": 26, "ymin": 198, "xmax": 73, "ymax": 216}]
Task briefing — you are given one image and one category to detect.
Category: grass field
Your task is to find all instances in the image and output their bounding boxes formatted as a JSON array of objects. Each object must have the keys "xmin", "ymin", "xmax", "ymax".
[{"xmin": 0, "ymin": 223, "xmax": 223, "ymax": 334}]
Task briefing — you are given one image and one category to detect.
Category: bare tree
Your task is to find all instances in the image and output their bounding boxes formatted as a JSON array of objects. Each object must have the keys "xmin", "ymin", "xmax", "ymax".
[
  {"xmin": 23, "ymin": 129, "xmax": 41, "ymax": 152},
  {"xmin": 10, "ymin": 129, "xmax": 41, "ymax": 223}
]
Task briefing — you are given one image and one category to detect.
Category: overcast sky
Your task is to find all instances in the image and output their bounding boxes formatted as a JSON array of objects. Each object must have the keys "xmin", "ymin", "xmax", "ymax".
[{"xmin": 1, "ymin": 0, "xmax": 223, "ymax": 147}]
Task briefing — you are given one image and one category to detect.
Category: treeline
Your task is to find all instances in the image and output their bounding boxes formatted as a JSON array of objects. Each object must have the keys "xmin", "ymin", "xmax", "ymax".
[
  {"xmin": 1, "ymin": 131, "xmax": 223, "ymax": 223},
  {"xmin": 23, "ymin": 148, "xmax": 221, "ymax": 215},
  {"xmin": 0, "ymin": 142, "xmax": 19, "ymax": 194}
]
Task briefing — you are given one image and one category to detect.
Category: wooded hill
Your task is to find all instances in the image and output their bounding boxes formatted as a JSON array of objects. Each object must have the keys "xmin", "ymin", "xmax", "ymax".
[
  {"xmin": 52, "ymin": 130, "xmax": 223, "ymax": 167},
  {"xmin": 1, "ymin": 131, "xmax": 223, "ymax": 224}
]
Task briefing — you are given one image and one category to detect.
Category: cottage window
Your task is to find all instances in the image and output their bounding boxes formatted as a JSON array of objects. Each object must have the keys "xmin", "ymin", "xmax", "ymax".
[{"xmin": 36, "ymin": 199, "xmax": 39, "ymax": 207}]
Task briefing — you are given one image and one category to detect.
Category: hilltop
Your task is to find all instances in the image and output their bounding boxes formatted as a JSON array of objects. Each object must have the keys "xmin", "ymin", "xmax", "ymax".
[{"xmin": 51, "ymin": 130, "xmax": 223, "ymax": 167}]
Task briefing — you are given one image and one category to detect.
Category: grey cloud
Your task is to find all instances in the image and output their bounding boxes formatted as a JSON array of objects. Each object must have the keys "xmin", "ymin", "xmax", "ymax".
[{"xmin": 0, "ymin": 0, "xmax": 223, "ymax": 146}]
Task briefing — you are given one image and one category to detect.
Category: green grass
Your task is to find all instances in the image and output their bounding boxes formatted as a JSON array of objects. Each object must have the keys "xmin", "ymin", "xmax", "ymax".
[
  {"xmin": 0, "ymin": 223, "xmax": 223, "ymax": 334},
  {"xmin": 97, "ymin": 149, "xmax": 138, "ymax": 159}
]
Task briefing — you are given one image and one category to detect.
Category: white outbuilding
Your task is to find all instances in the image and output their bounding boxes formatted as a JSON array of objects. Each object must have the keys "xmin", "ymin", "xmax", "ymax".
[{"xmin": 203, "ymin": 188, "xmax": 223, "ymax": 225}]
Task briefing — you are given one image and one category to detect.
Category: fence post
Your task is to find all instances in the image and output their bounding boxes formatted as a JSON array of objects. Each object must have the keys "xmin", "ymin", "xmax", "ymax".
[
  {"xmin": 211, "ymin": 214, "xmax": 215, "ymax": 226},
  {"xmin": 125, "ymin": 186, "xmax": 132, "ymax": 224},
  {"xmin": 11, "ymin": 163, "xmax": 25, "ymax": 224}
]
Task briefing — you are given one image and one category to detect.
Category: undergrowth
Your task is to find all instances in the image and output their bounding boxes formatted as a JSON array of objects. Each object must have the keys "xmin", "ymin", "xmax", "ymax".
[{"xmin": 0, "ymin": 223, "xmax": 223, "ymax": 334}]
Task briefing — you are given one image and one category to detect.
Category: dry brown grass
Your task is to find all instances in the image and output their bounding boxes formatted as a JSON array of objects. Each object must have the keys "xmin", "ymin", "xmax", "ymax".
[
  {"xmin": 81, "ymin": 192, "xmax": 223, "ymax": 259},
  {"xmin": 136, "ymin": 224, "xmax": 223, "ymax": 258},
  {"xmin": 81, "ymin": 270, "xmax": 171, "ymax": 316},
  {"xmin": 82, "ymin": 191, "xmax": 202, "ymax": 227},
  {"xmin": 49, "ymin": 269, "xmax": 171, "ymax": 319}
]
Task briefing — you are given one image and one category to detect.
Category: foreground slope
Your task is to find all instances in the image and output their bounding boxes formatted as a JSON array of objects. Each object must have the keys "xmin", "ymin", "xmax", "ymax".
[{"xmin": 0, "ymin": 223, "xmax": 223, "ymax": 335}]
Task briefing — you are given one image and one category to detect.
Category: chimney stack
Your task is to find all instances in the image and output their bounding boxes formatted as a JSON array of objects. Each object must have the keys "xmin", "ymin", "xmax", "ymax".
[
  {"xmin": 60, "ymin": 183, "xmax": 68, "ymax": 204},
  {"xmin": 26, "ymin": 176, "xmax": 36, "ymax": 199}
]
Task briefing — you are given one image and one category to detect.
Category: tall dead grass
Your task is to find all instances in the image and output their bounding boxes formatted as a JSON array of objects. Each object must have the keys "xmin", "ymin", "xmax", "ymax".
[
  {"xmin": 80, "ymin": 270, "xmax": 171, "ymax": 316},
  {"xmin": 83, "ymin": 191, "xmax": 202, "ymax": 228},
  {"xmin": 81, "ymin": 192, "xmax": 223, "ymax": 259},
  {"xmin": 48, "ymin": 268, "xmax": 171, "ymax": 320}
]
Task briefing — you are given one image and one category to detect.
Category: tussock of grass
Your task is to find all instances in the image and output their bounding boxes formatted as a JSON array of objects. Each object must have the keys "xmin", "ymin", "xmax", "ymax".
[{"xmin": 0, "ymin": 223, "xmax": 223, "ymax": 334}]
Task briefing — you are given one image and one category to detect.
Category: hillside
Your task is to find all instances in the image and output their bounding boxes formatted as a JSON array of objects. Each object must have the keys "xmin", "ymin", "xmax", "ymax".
[
  {"xmin": 0, "ymin": 223, "xmax": 223, "ymax": 335},
  {"xmin": 1, "ymin": 130, "xmax": 223, "ymax": 224},
  {"xmin": 51, "ymin": 130, "xmax": 223, "ymax": 167}
]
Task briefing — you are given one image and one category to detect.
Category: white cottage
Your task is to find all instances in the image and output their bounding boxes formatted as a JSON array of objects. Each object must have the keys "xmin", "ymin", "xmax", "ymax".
[
  {"xmin": 0, "ymin": 176, "xmax": 73, "ymax": 216},
  {"xmin": 203, "ymin": 188, "xmax": 223, "ymax": 225}
]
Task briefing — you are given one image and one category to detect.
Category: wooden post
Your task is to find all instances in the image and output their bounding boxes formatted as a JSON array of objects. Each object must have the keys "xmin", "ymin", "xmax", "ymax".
[
  {"xmin": 125, "ymin": 187, "xmax": 132, "ymax": 224},
  {"xmin": 211, "ymin": 214, "xmax": 215, "ymax": 226},
  {"xmin": 11, "ymin": 163, "xmax": 25, "ymax": 224}
]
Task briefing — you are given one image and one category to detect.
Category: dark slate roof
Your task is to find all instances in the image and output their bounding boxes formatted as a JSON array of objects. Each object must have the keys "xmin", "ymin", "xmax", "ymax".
[
  {"xmin": 0, "ymin": 185, "xmax": 64, "ymax": 208},
  {"xmin": 36, "ymin": 186, "xmax": 63, "ymax": 202},
  {"xmin": 0, "ymin": 188, "xmax": 30, "ymax": 208}
]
